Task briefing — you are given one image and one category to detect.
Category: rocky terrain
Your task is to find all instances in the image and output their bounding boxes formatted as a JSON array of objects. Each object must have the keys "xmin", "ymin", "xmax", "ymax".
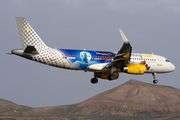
[
  {"xmin": 67, "ymin": 79, "xmax": 180, "ymax": 116},
  {"xmin": 0, "ymin": 98, "xmax": 30, "ymax": 111},
  {"xmin": 0, "ymin": 79, "xmax": 180, "ymax": 120}
]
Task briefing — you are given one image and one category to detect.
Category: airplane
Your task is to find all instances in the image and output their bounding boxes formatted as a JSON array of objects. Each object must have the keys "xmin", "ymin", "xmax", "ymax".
[{"xmin": 10, "ymin": 17, "xmax": 175, "ymax": 84}]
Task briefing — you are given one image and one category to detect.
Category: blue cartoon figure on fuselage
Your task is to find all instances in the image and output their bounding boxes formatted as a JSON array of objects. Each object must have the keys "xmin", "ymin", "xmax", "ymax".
[{"xmin": 82, "ymin": 53, "xmax": 88, "ymax": 63}]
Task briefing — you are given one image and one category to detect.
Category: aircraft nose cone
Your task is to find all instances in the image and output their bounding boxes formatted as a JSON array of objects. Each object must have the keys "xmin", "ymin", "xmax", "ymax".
[{"xmin": 170, "ymin": 63, "xmax": 175, "ymax": 71}]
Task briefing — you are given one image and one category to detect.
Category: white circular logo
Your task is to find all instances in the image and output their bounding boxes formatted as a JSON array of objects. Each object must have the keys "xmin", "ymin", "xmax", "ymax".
[{"xmin": 80, "ymin": 51, "xmax": 91, "ymax": 62}]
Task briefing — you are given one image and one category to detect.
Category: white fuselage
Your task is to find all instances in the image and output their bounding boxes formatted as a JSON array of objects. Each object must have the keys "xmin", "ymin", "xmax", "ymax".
[{"xmin": 12, "ymin": 47, "xmax": 175, "ymax": 74}]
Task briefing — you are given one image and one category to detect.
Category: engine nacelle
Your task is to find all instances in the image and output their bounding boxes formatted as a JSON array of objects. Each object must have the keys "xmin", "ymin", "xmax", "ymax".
[
  {"xmin": 123, "ymin": 64, "xmax": 146, "ymax": 74},
  {"xmin": 95, "ymin": 72, "xmax": 119, "ymax": 80}
]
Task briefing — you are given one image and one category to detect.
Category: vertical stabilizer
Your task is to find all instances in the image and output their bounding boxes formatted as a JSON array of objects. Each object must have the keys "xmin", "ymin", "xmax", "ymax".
[{"xmin": 16, "ymin": 17, "xmax": 48, "ymax": 50}]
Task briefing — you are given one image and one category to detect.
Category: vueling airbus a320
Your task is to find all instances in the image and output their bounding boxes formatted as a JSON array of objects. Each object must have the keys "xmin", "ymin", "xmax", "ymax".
[{"xmin": 10, "ymin": 17, "xmax": 175, "ymax": 84}]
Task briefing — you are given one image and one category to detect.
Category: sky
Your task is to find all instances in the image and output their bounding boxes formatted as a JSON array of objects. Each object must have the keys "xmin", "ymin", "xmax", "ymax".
[{"xmin": 0, "ymin": 0, "xmax": 180, "ymax": 108}]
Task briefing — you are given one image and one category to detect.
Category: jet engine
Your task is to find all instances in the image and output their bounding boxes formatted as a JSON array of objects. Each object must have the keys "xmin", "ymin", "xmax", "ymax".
[
  {"xmin": 123, "ymin": 64, "xmax": 146, "ymax": 74},
  {"xmin": 95, "ymin": 72, "xmax": 119, "ymax": 80}
]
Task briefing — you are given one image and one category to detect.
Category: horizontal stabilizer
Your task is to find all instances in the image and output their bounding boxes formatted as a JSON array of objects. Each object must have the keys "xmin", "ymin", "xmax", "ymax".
[
  {"xmin": 24, "ymin": 46, "xmax": 39, "ymax": 54},
  {"xmin": 6, "ymin": 53, "xmax": 13, "ymax": 55}
]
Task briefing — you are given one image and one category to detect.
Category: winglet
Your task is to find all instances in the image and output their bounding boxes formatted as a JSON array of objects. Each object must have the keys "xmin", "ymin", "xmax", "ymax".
[{"xmin": 119, "ymin": 29, "xmax": 129, "ymax": 43}]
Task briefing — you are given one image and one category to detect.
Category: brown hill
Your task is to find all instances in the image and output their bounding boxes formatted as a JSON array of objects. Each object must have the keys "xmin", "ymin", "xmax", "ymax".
[
  {"xmin": 0, "ymin": 98, "xmax": 31, "ymax": 111},
  {"xmin": 1, "ymin": 79, "xmax": 180, "ymax": 119},
  {"xmin": 66, "ymin": 79, "xmax": 180, "ymax": 116}
]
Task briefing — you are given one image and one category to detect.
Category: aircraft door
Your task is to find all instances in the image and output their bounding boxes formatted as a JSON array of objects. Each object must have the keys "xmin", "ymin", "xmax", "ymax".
[{"xmin": 156, "ymin": 56, "xmax": 162, "ymax": 66}]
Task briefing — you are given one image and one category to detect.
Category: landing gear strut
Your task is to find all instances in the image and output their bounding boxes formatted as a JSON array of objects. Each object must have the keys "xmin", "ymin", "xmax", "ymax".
[
  {"xmin": 91, "ymin": 78, "xmax": 98, "ymax": 84},
  {"xmin": 152, "ymin": 73, "xmax": 158, "ymax": 84}
]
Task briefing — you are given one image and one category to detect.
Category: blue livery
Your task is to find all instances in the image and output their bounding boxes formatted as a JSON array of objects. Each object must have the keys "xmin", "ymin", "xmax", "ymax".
[{"xmin": 58, "ymin": 49, "xmax": 115, "ymax": 69}]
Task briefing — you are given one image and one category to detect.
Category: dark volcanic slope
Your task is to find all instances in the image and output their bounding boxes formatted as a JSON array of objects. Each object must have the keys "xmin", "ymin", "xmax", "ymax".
[
  {"xmin": 0, "ymin": 98, "xmax": 30, "ymax": 111},
  {"xmin": 67, "ymin": 79, "xmax": 180, "ymax": 116}
]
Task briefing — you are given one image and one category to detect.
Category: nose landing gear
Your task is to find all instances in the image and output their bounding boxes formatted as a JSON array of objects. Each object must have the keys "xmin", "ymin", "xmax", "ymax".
[
  {"xmin": 152, "ymin": 73, "xmax": 158, "ymax": 84},
  {"xmin": 153, "ymin": 79, "xmax": 158, "ymax": 84}
]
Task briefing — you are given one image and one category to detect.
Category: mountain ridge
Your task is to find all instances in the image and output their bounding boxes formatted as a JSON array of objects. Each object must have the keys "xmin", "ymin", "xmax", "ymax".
[
  {"xmin": 0, "ymin": 79, "xmax": 180, "ymax": 120},
  {"xmin": 0, "ymin": 98, "xmax": 31, "ymax": 111},
  {"xmin": 65, "ymin": 79, "xmax": 180, "ymax": 116}
]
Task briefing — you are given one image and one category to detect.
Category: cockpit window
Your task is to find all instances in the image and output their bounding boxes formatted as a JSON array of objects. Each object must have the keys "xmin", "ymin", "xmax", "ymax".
[{"xmin": 165, "ymin": 59, "xmax": 169, "ymax": 62}]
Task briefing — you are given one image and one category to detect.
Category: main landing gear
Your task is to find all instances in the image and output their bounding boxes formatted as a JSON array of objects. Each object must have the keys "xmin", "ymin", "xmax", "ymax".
[
  {"xmin": 108, "ymin": 74, "xmax": 115, "ymax": 80},
  {"xmin": 91, "ymin": 77, "xmax": 98, "ymax": 84},
  {"xmin": 152, "ymin": 73, "xmax": 158, "ymax": 84},
  {"xmin": 91, "ymin": 73, "xmax": 116, "ymax": 84}
]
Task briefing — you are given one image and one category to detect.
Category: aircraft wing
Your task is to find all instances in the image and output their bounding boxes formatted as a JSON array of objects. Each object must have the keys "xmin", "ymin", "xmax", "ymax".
[{"xmin": 105, "ymin": 29, "xmax": 132, "ymax": 68}]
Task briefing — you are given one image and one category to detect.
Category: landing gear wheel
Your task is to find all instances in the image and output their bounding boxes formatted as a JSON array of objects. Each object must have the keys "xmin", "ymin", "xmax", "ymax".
[
  {"xmin": 91, "ymin": 78, "xmax": 98, "ymax": 84},
  {"xmin": 108, "ymin": 74, "xmax": 115, "ymax": 80},
  {"xmin": 152, "ymin": 73, "xmax": 158, "ymax": 84},
  {"xmin": 153, "ymin": 79, "xmax": 158, "ymax": 84}
]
